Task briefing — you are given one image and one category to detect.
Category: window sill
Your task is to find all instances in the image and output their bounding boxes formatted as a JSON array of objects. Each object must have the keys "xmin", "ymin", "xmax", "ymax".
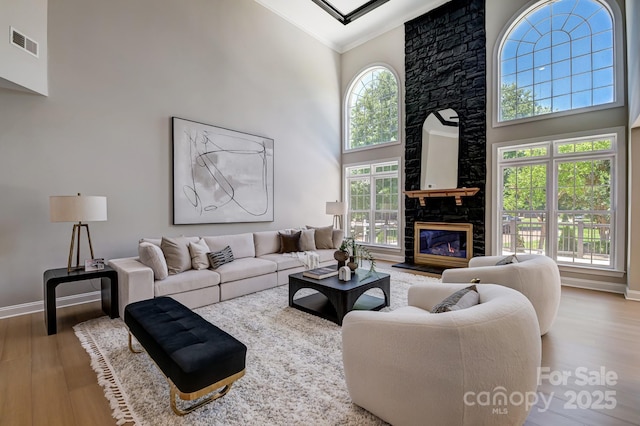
[{"xmin": 558, "ymin": 264, "xmax": 625, "ymax": 279}]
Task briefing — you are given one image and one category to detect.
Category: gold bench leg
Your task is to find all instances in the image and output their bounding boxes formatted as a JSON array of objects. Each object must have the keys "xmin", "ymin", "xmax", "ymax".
[
  {"xmin": 128, "ymin": 333, "xmax": 143, "ymax": 353},
  {"xmin": 170, "ymin": 370, "xmax": 245, "ymax": 416}
]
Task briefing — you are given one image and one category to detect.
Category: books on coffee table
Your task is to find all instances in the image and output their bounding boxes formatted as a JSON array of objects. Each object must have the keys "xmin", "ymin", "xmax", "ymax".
[{"xmin": 302, "ymin": 267, "xmax": 339, "ymax": 280}]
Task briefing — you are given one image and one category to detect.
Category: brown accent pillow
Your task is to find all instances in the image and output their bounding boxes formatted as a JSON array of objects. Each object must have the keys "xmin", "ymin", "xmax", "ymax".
[
  {"xmin": 306, "ymin": 225, "xmax": 334, "ymax": 249},
  {"xmin": 160, "ymin": 236, "xmax": 192, "ymax": 275},
  {"xmin": 279, "ymin": 231, "xmax": 301, "ymax": 253}
]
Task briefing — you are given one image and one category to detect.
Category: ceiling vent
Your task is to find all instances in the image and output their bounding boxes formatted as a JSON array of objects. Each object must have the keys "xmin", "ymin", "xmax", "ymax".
[{"xmin": 10, "ymin": 27, "xmax": 39, "ymax": 57}]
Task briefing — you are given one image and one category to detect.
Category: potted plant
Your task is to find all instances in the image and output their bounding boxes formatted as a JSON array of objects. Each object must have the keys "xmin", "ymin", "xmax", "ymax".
[{"xmin": 340, "ymin": 237, "xmax": 377, "ymax": 279}]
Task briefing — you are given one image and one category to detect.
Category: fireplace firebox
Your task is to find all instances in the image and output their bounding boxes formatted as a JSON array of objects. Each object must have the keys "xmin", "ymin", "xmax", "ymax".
[{"xmin": 414, "ymin": 222, "xmax": 473, "ymax": 268}]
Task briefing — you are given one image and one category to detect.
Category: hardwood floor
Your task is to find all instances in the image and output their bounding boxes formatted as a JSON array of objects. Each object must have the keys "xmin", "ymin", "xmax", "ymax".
[{"xmin": 1, "ymin": 277, "xmax": 638, "ymax": 425}]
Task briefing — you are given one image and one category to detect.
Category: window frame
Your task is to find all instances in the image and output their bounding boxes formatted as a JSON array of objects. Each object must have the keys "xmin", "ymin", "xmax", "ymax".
[
  {"xmin": 344, "ymin": 158, "xmax": 401, "ymax": 248},
  {"xmin": 343, "ymin": 63, "xmax": 402, "ymax": 153},
  {"xmin": 492, "ymin": 127, "xmax": 626, "ymax": 275},
  {"xmin": 492, "ymin": 0, "xmax": 625, "ymax": 128}
]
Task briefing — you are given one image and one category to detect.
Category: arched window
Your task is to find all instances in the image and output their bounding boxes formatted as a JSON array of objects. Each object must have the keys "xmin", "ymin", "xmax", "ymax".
[
  {"xmin": 497, "ymin": 0, "xmax": 618, "ymax": 123},
  {"xmin": 345, "ymin": 65, "xmax": 399, "ymax": 151}
]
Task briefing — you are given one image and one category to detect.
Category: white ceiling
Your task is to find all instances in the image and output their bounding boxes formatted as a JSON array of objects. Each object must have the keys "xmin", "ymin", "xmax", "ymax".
[{"xmin": 255, "ymin": 0, "xmax": 451, "ymax": 53}]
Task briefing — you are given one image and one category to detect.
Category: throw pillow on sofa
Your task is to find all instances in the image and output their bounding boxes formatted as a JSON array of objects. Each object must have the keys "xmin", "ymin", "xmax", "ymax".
[
  {"xmin": 188, "ymin": 238, "xmax": 210, "ymax": 270},
  {"xmin": 208, "ymin": 245, "xmax": 235, "ymax": 269},
  {"xmin": 279, "ymin": 231, "xmax": 301, "ymax": 253},
  {"xmin": 431, "ymin": 285, "xmax": 479, "ymax": 313},
  {"xmin": 161, "ymin": 236, "xmax": 192, "ymax": 275},
  {"xmin": 496, "ymin": 254, "xmax": 519, "ymax": 265},
  {"xmin": 306, "ymin": 225, "xmax": 335, "ymax": 249},
  {"xmin": 138, "ymin": 242, "xmax": 169, "ymax": 280},
  {"xmin": 299, "ymin": 229, "xmax": 317, "ymax": 251}
]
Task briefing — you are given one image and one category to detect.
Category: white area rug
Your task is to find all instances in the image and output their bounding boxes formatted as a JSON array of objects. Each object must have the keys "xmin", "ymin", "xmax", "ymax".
[{"xmin": 74, "ymin": 269, "xmax": 440, "ymax": 425}]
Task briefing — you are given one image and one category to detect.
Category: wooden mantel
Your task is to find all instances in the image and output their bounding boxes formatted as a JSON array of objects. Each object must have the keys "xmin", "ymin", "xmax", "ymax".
[{"xmin": 405, "ymin": 188, "xmax": 479, "ymax": 206}]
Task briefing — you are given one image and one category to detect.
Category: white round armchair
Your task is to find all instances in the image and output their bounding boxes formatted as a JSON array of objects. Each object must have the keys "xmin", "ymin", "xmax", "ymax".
[
  {"xmin": 441, "ymin": 254, "xmax": 561, "ymax": 335},
  {"xmin": 342, "ymin": 283, "xmax": 541, "ymax": 426}
]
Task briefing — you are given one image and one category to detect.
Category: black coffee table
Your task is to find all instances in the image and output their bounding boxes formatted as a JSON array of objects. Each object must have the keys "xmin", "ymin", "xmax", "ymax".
[{"xmin": 288, "ymin": 269, "xmax": 390, "ymax": 325}]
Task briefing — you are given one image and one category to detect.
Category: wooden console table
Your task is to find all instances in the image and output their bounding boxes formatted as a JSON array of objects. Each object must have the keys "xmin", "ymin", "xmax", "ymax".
[{"xmin": 43, "ymin": 266, "xmax": 119, "ymax": 335}]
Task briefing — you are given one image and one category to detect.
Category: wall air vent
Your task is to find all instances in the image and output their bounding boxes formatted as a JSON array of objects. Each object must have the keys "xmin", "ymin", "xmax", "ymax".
[{"xmin": 10, "ymin": 27, "xmax": 39, "ymax": 57}]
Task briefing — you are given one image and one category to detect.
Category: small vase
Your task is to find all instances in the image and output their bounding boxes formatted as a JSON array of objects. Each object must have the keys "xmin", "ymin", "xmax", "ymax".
[
  {"xmin": 347, "ymin": 256, "xmax": 358, "ymax": 271},
  {"xmin": 334, "ymin": 250, "xmax": 349, "ymax": 268}
]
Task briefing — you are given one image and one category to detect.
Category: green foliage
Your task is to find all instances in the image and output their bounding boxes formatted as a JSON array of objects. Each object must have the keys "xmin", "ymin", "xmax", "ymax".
[
  {"xmin": 500, "ymin": 83, "xmax": 551, "ymax": 121},
  {"xmin": 349, "ymin": 70, "xmax": 398, "ymax": 149},
  {"xmin": 341, "ymin": 237, "xmax": 378, "ymax": 280}
]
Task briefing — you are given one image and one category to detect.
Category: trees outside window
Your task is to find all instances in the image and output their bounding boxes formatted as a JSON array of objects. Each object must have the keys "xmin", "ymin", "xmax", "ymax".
[
  {"xmin": 345, "ymin": 161, "xmax": 399, "ymax": 247},
  {"xmin": 345, "ymin": 66, "xmax": 399, "ymax": 150},
  {"xmin": 498, "ymin": 0, "xmax": 616, "ymax": 123},
  {"xmin": 497, "ymin": 134, "xmax": 620, "ymax": 269}
]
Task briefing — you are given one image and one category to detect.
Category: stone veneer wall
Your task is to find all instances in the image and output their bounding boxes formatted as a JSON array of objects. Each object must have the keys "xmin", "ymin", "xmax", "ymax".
[{"xmin": 404, "ymin": 0, "xmax": 486, "ymax": 264}]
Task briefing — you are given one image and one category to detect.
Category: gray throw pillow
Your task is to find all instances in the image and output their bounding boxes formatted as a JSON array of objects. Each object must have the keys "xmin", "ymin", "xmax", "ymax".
[
  {"xmin": 306, "ymin": 225, "xmax": 334, "ymax": 249},
  {"xmin": 496, "ymin": 254, "xmax": 519, "ymax": 265},
  {"xmin": 299, "ymin": 229, "xmax": 317, "ymax": 251},
  {"xmin": 138, "ymin": 242, "xmax": 168, "ymax": 280},
  {"xmin": 160, "ymin": 236, "xmax": 192, "ymax": 275},
  {"xmin": 431, "ymin": 285, "xmax": 479, "ymax": 313},
  {"xmin": 208, "ymin": 246, "xmax": 235, "ymax": 269}
]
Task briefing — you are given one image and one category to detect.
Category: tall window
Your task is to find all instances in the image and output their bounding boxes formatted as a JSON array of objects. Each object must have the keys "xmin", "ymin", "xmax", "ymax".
[
  {"xmin": 498, "ymin": 0, "xmax": 616, "ymax": 123},
  {"xmin": 496, "ymin": 131, "xmax": 623, "ymax": 270},
  {"xmin": 345, "ymin": 65, "xmax": 399, "ymax": 151},
  {"xmin": 345, "ymin": 160, "xmax": 399, "ymax": 247}
]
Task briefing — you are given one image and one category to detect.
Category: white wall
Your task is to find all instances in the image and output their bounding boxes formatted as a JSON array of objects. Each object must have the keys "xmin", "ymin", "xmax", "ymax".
[
  {"xmin": 0, "ymin": 0, "xmax": 48, "ymax": 95},
  {"xmin": 625, "ymin": 0, "xmax": 640, "ymax": 295},
  {"xmin": 627, "ymin": 0, "xmax": 640, "ymax": 128},
  {"xmin": 0, "ymin": 0, "xmax": 341, "ymax": 309}
]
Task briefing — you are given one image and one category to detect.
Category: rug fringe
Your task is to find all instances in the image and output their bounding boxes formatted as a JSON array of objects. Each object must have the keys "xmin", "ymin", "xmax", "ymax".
[{"xmin": 74, "ymin": 321, "xmax": 140, "ymax": 426}]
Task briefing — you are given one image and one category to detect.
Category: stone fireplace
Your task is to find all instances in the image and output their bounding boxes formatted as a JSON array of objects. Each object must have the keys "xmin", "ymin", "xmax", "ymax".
[
  {"xmin": 403, "ymin": 0, "xmax": 486, "ymax": 268},
  {"xmin": 414, "ymin": 222, "xmax": 473, "ymax": 268}
]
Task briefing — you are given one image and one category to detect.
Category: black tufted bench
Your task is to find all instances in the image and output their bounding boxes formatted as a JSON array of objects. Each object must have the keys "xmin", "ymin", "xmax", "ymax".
[{"xmin": 124, "ymin": 296, "xmax": 247, "ymax": 415}]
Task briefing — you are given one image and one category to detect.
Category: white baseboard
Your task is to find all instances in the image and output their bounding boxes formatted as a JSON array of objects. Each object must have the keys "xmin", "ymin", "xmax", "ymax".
[
  {"xmin": 561, "ymin": 277, "xmax": 627, "ymax": 294},
  {"xmin": 0, "ymin": 291, "xmax": 101, "ymax": 320},
  {"xmin": 371, "ymin": 253, "xmax": 404, "ymax": 263},
  {"xmin": 624, "ymin": 288, "xmax": 640, "ymax": 301}
]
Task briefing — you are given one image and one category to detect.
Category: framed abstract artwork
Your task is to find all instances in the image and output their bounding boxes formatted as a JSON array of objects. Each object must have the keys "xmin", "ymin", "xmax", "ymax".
[{"xmin": 172, "ymin": 117, "xmax": 274, "ymax": 224}]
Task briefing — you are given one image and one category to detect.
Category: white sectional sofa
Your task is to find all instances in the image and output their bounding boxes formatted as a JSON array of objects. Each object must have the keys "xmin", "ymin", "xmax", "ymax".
[{"xmin": 109, "ymin": 227, "xmax": 343, "ymax": 318}]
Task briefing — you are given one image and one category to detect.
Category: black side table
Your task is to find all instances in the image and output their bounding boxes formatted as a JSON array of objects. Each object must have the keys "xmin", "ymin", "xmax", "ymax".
[{"xmin": 43, "ymin": 266, "xmax": 119, "ymax": 335}]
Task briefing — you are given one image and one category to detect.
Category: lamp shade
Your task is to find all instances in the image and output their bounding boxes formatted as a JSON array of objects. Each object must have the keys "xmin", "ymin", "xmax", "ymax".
[
  {"xmin": 50, "ymin": 195, "xmax": 107, "ymax": 222},
  {"xmin": 326, "ymin": 201, "xmax": 345, "ymax": 215}
]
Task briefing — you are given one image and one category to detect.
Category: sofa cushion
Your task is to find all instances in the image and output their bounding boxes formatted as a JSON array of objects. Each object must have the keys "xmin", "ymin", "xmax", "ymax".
[
  {"xmin": 253, "ymin": 231, "xmax": 280, "ymax": 256},
  {"xmin": 214, "ymin": 257, "xmax": 277, "ymax": 283},
  {"xmin": 154, "ymin": 269, "xmax": 221, "ymax": 297},
  {"xmin": 188, "ymin": 239, "xmax": 210, "ymax": 270},
  {"xmin": 430, "ymin": 285, "xmax": 479, "ymax": 313},
  {"xmin": 306, "ymin": 225, "xmax": 335, "ymax": 249},
  {"xmin": 279, "ymin": 231, "xmax": 301, "ymax": 253},
  {"xmin": 138, "ymin": 242, "xmax": 169, "ymax": 280},
  {"xmin": 204, "ymin": 233, "xmax": 255, "ymax": 259},
  {"xmin": 258, "ymin": 253, "xmax": 307, "ymax": 270},
  {"xmin": 161, "ymin": 236, "xmax": 193, "ymax": 275},
  {"xmin": 207, "ymin": 246, "xmax": 235, "ymax": 269}
]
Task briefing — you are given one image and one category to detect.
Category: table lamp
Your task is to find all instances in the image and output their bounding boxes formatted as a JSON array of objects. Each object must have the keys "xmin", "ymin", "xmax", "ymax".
[
  {"xmin": 50, "ymin": 193, "xmax": 107, "ymax": 272},
  {"xmin": 326, "ymin": 200, "xmax": 346, "ymax": 229}
]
